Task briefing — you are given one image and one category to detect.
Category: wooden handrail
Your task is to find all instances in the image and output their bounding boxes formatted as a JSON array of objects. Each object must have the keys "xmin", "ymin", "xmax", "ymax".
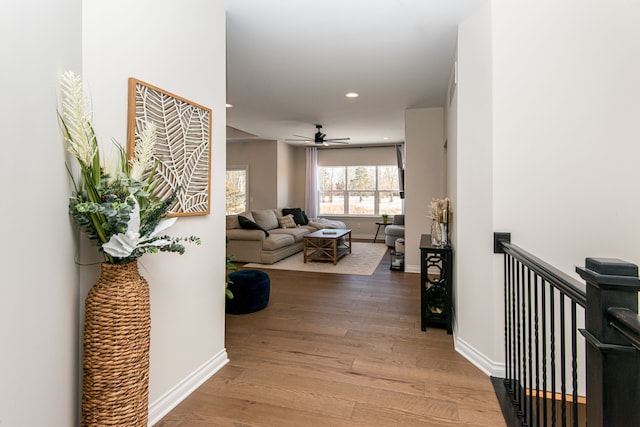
[
  {"xmin": 608, "ymin": 307, "xmax": 640, "ymax": 350},
  {"xmin": 500, "ymin": 240, "xmax": 587, "ymax": 308}
]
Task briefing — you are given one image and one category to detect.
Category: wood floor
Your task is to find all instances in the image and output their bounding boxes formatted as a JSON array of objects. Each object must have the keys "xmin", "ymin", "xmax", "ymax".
[{"xmin": 157, "ymin": 246, "xmax": 506, "ymax": 426}]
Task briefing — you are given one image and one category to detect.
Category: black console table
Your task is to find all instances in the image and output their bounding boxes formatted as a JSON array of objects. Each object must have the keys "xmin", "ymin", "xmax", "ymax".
[{"xmin": 419, "ymin": 234, "xmax": 453, "ymax": 334}]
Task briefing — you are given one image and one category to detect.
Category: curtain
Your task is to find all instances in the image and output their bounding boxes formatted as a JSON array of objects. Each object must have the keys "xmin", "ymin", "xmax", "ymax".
[
  {"xmin": 396, "ymin": 144, "xmax": 406, "ymax": 214},
  {"xmin": 305, "ymin": 147, "xmax": 318, "ymax": 219}
]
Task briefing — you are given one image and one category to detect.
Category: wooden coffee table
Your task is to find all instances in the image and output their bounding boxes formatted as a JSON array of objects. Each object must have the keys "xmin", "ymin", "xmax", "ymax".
[{"xmin": 303, "ymin": 229, "xmax": 352, "ymax": 265}]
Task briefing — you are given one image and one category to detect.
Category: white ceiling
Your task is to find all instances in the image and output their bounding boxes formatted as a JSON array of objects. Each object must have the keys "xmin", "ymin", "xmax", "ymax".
[{"xmin": 225, "ymin": 0, "xmax": 485, "ymax": 145}]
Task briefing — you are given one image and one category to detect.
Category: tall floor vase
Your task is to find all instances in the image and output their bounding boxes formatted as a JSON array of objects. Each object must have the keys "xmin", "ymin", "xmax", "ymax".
[{"xmin": 82, "ymin": 261, "xmax": 150, "ymax": 426}]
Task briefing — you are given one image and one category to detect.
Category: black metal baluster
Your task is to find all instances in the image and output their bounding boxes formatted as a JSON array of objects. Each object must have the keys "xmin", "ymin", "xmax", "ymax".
[
  {"xmin": 550, "ymin": 288, "xmax": 556, "ymax": 427},
  {"xmin": 521, "ymin": 262, "xmax": 528, "ymax": 422},
  {"xmin": 516, "ymin": 261, "xmax": 523, "ymax": 415},
  {"xmin": 560, "ymin": 295, "xmax": 566, "ymax": 427},
  {"xmin": 511, "ymin": 255, "xmax": 518, "ymax": 399},
  {"xmin": 528, "ymin": 268, "xmax": 534, "ymax": 427},
  {"xmin": 571, "ymin": 301, "xmax": 578, "ymax": 427},
  {"xmin": 503, "ymin": 254, "xmax": 508, "ymax": 387},
  {"xmin": 505, "ymin": 254, "xmax": 512, "ymax": 393},
  {"xmin": 534, "ymin": 273, "xmax": 541, "ymax": 427},
  {"xmin": 542, "ymin": 281, "xmax": 548, "ymax": 427}
]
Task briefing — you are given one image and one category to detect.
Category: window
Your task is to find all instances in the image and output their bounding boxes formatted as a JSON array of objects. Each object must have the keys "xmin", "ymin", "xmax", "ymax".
[
  {"xmin": 318, "ymin": 167, "xmax": 345, "ymax": 214},
  {"xmin": 318, "ymin": 165, "xmax": 401, "ymax": 216},
  {"xmin": 226, "ymin": 167, "xmax": 248, "ymax": 214}
]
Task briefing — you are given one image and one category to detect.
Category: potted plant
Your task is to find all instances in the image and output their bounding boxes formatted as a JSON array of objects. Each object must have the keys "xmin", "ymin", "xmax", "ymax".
[
  {"xmin": 225, "ymin": 236, "xmax": 236, "ymax": 299},
  {"xmin": 381, "ymin": 213, "xmax": 389, "ymax": 224},
  {"xmin": 426, "ymin": 285, "xmax": 446, "ymax": 314},
  {"xmin": 58, "ymin": 70, "xmax": 201, "ymax": 426}
]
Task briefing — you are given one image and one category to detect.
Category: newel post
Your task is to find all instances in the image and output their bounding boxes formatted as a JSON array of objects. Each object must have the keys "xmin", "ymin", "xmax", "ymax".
[{"xmin": 576, "ymin": 258, "xmax": 640, "ymax": 427}]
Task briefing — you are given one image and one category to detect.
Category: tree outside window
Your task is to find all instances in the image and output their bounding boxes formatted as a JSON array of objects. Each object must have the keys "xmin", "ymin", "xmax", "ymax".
[
  {"xmin": 226, "ymin": 168, "xmax": 247, "ymax": 214},
  {"xmin": 378, "ymin": 165, "xmax": 401, "ymax": 215},
  {"xmin": 348, "ymin": 166, "xmax": 375, "ymax": 215},
  {"xmin": 318, "ymin": 167, "xmax": 345, "ymax": 214},
  {"xmin": 318, "ymin": 165, "xmax": 401, "ymax": 216}
]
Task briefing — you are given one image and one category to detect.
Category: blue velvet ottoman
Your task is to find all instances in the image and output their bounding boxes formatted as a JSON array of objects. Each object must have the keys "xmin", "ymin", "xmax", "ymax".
[{"xmin": 225, "ymin": 270, "xmax": 270, "ymax": 314}]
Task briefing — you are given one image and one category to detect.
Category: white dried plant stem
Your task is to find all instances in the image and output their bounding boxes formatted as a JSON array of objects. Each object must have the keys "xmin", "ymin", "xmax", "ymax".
[
  {"xmin": 59, "ymin": 71, "xmax": 96, "ymax": 167},
  {"xmin": 130, "ymin": 121, "xmax": 157, "ymax": 181}
]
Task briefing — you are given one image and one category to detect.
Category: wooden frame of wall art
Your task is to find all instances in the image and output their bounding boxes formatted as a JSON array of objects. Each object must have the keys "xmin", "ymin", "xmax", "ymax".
[{"xmin": 127, "ymin": 77, "xmax": 211, "ymax": 216}]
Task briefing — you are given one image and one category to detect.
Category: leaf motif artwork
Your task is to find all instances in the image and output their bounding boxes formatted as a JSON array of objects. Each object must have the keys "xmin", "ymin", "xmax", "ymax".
[{"xmin": 127, "ymin": 78, "xmax": 211, "ymax": 216}]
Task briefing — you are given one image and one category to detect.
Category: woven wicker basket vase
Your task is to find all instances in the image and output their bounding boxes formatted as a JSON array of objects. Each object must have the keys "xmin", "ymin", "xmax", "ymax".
[{"xmin": 82, "ymin": 261, "xmax": 150, "ymax": 426}]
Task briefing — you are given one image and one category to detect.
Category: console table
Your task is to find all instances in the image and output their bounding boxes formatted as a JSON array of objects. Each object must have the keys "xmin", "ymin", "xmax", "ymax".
[
  {"xmin": 419, "ymin": 234, "xmax": 453, "ymax": 334},
  {"xmin": 373, "ymin": 222, "xmax": 389, "ymax": 243}
]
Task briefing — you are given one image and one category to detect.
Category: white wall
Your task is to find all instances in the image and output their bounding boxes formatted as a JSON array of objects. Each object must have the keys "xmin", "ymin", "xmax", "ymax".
[
  {"xmin": 404, "ymin": 108, "xmax": 444, "ymax": 272},
  {"xmin": 453, "ymin": 0, "xmax": 640, "ymax": 376},
  {"xmin": 0, "ymin": 1, "xmax": 81, "ymax": 425},
  {"xmin": 227, "ymin": 140, "xmax": 278, "ymax": 210},
  {"xmin": 492, "ymin": 0, "xmax": 640, "ymax": 274},
  {"xmin": 454, "ymin": 1, "xmax": 500, "ymax": 372},
  {"xmin": 82, "ymin": 0, "xmax": 227, "ymax": 423},
  {"xmin": 445, "ymin": 61, "xmax": 459, "ymax": 324},
  {"xmin": 277, "ymin": 141, "xmax": 297, "ymax": 208}
]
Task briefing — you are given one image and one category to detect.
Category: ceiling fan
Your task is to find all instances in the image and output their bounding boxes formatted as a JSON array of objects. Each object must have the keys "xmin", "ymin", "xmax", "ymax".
[{"xmin": 286, "ymin": 124, "xmax": 350, "ymax": 145}]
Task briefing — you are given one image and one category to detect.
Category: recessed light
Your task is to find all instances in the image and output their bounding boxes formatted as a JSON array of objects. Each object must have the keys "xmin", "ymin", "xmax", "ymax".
[
  {"xmin": 345, "ymin": 92, "xmax": 359, "ymax": 98},
  {"xmin": 225, "ymin": 103, "xmax": 233, "ymax": 108},
  {"xmin": 383, "ymin": 137, "xmax": 389, "ymax": 140}
]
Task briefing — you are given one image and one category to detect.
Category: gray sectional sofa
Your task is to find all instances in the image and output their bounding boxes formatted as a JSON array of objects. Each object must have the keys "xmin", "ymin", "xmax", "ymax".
[{"xmin": 226, "ymin": 208, "xmax": 346, "ymax": 264}]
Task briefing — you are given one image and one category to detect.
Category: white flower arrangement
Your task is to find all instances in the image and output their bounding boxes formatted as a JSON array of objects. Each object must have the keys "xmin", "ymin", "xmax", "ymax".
[
  {"xmin": 429, "ymin": 197, "xmax": 451, "ymax": 223},
  {"xmin": 58, "ymin": 71, "xmax": 200, "ymax": 264}
]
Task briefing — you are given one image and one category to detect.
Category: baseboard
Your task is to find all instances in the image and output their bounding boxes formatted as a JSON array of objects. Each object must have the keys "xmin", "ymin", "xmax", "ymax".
[
  {"xmin": 353, "ymin": 233, "xmax": 381, "ymax": 241},
  {"xmin": 404, "ymin": 264, "xmax": 420, "ymax": 273},
  {"xmin": 148, "ymin": 349, "xmax": 229, "ymax": 426},
  {"xmin": 352, "ymin": 233, "xmax": 371, "ymax": 240},
  {"xmin": 455, "ymin": 335, "xmax": 505, "ymax": 378}
]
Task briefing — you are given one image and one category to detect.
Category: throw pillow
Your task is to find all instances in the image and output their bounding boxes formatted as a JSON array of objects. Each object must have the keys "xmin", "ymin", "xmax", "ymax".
[
  {"xmin": 252, "ymin": 209, "xmax": 279, "ymax": 231},
  {"xmin": 278, "ymin": 214, "xmax": 297, "ymax": 229},
  {"xmin": 238, "ymin": 215, "xmax": 270, "ymax": 237},
  {"xmin": 282, "ymin": 208, "xmax": 308, "ymax": 226}
]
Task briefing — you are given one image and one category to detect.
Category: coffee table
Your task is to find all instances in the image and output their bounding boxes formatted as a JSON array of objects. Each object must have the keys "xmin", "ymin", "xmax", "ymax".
[{"xmin": 303, "ymin": 229, "xmax": 352, "ymax": 265}]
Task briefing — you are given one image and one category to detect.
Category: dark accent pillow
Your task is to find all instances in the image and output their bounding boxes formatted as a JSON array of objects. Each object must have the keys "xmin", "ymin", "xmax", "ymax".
[
  {"xmin": 282, "ymin": 208, "xmax": 308, "ymax": 226},
  {"xmin": 302, "ymin": 211, "xmax": 310, "ymax": 224},
  {"xmin": 238, "ymin": 215, "xmax": 269, "ymax": 237}
]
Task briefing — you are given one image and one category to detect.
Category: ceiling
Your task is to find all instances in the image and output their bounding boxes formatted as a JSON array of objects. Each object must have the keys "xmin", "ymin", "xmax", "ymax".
[{"xmin": 225, "ymin": 0, "xmax": 485, "ymax": 146}]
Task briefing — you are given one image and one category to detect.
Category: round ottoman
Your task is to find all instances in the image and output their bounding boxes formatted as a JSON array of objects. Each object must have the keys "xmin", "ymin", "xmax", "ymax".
[{"xmin": 226, "ymin": 269, "xmax": 270, "ymax": 314}]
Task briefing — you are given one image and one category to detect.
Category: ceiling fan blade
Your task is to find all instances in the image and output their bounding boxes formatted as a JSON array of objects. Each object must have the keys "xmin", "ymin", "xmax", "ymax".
[{"xmin": 288, "ymin": 126, "xmax": 351, "ymax": 146}]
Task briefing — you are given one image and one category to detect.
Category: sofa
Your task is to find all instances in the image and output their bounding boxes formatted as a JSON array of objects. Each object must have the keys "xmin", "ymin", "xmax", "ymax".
[
  {"xmin": 226, "ymin": 208, "xmax": 346, "ymax": 264},
  {"xmin": 384, "ymin": 214, "xmax": 405, "ymax": 248}
]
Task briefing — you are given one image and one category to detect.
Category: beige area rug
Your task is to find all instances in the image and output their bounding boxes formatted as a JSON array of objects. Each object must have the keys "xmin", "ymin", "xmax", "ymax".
[{"xmin": 243, "ymin": 242, "xmax": 388, "ymax": 276}]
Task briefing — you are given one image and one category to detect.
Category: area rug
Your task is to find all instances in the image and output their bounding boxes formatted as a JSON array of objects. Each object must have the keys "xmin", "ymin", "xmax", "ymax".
[{"xmin": 243, "ymin": 242, "xmax": 388, "ymax": 276}]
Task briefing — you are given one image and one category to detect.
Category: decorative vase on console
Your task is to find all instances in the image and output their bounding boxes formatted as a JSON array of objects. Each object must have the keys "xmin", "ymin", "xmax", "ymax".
[
  {"xmin": 431, "ymin": 220, "xmax": 443, "ymax": 247},
  {"xmin": 429, "ymin": 197, "xmax": 451, "ymax": 247}
]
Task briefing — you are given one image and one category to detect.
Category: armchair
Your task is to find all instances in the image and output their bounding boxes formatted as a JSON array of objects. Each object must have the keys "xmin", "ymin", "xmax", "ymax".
[{"xmin": 384, "ymin": 214, "xmax": 405, "ymax": 248}]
